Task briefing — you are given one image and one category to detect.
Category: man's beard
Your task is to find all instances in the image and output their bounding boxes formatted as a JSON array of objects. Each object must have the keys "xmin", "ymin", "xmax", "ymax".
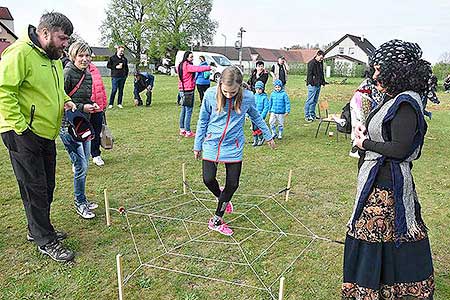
[{"xmin": 44, "ymin": 39, "xmax": 63, "ymax": 60}]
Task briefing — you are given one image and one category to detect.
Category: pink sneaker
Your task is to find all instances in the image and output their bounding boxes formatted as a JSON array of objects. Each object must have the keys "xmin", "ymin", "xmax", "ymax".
[
  {"xmin": 179, "ymin": 129, "xmax": 186, "ymax": 136},
  {"xmin": 225, "ymin": 201, "xmax": 233, "ymax": 214},
  {"xmin": 208, "ymin": 217, "xmax": 233, "ymax": 236},
  {"xmin": 184, "ymin": 131, "xmax": 196, "ymax": 138}
]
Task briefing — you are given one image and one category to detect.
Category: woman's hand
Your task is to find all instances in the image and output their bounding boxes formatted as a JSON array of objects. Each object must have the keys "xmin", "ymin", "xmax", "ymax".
[
  {"xmin": 83, "ymin": 104, "xmax": 96, "ymax": 113},
  {"xmin": 194, "ymin": 150, "xmax": 201, "ymax": 160},
  {"xmin": 64, "ymin": 101, "xmax": 76, "ymax": 112},
  {"xmin": 354, "ymin": 135, "xmax": 367, "ymax": 150},
  {"xmin": 267, "ymin": 139, "xmax": 276, "ymax": 149},
  {"xmin": 355, "ymin": 123, "xmax": 367, "ymax": 139}
]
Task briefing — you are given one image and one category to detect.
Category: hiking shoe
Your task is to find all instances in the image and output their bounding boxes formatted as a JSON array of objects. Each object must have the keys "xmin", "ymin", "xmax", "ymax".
[
  {"xmin": 225, "ymin": 201, "xmax": 233, "ymax": 214},
  {"xmin": 117, "ymin": 104, "xmax": 123, "ymax": 109},
  {"xmin": 38, "ymin": 240, "xmax": 75, "ymax": 262},
  {"xmin": 76, "ymin": 204, "xmax": 95, "ymax": 219},
  {"xmin": 92, "ymin": 156, "xmax": 105, "ymax": 166},
  {"xmin": 27, "ymin": 230, "xmax": 67, "ymax": 242},
  {"xmin": 184, "ymin": 131, "xmax": 195, "ymax": 138},
  {"xmin": 208, "ymin": 217, "xmax": 233, "ymax": 236}
]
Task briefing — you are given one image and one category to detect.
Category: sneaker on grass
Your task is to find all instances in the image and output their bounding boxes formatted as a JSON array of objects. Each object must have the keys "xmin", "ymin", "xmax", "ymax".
[
  {"xmin": 76, "ymin": 204, "xmax": 95, "ymax": 219},
  {"xmin": 38, "ymin": 240, "xmax": 75, "ymax": 262},
  {"xmin": 92, "ymin": 156, "xmax": 105, "ymax": 166},
  {"xmin": 208, "ymin": 217, "xmax": 233, "ymax": 236},
  {"xmin": 86, "ymin": 200, "xmax": 98, "ymax": 210},
  {"xmin": 27, "ymin": 230, "xmax": 67, "ymax": 242}
]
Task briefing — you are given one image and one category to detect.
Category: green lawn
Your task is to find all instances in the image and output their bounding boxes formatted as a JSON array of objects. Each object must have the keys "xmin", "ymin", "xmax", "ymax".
[{"xmin": 0, "ymin": 75, "xmax": 449, "ymax": 300}]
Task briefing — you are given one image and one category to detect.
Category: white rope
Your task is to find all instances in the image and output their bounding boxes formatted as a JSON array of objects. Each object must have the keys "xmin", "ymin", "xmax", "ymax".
[
  {"xmin": 148, "ymin": 215, "xmax": 167, "ymax": 253},
  {"xmin": 125, "ymin": 212, "xmax": 143, "ymax": 265},
  {"xmin": 250, "ymin": 234, "xmax": 284, "ymax": 265},
  {"xmin": 167, "ymin": 251, "xmax": 248, "ymax": 266},
  {"xmin": 142, "ymin": 263, "xmax": 267, "ymax": 291},
  {"xmin": 111, "ymin": 183, "xmax": 343, "ymax": 299},
  {"xmin": 269, "ymin": 238, "xmax": 315, "ymax": 289}
]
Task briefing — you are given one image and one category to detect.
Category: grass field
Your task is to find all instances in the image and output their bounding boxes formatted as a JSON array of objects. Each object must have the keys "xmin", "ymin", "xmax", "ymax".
[{"xmin": 0, "ymin": 74, "xmax": 449, "ymax": 300}]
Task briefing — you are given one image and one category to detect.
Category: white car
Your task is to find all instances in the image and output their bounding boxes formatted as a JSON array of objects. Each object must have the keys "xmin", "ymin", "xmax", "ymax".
[{"xmin": 175, "ymin": 50, "xmax": 238, "ymax": 82}]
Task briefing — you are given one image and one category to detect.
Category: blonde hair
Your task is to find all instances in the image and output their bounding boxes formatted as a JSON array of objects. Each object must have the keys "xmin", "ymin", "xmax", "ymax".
[
  {"xmin": 68, "ymin": 41, "xmax": 92, "ymax": 62},
  {"xmin": 216, "ymin": 66, "xmax": 243, "ymax": 114}
]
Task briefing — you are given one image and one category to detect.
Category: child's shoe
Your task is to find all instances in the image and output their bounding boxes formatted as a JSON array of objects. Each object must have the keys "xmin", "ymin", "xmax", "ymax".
[
  {"xmin": 257, "ymin": 134, "xmax": 265, "ymax": 146},
  {"xmin": 179, "ymin": 129, "xmax": 186, "ymax": 136},
  {"xmin": 184, "ymin": 131, "xmax": 195, "ymax": 138},
  {"xmin": 208, "ymin": 217, "xmax": 233, "ymax": 236},
  {"xmin": 225, "ymin": 201, "xmax": 233, "ymax": 214},
  {"xmin": 252, "ymin": 135, "xmax": 258, "ymax": 147}
]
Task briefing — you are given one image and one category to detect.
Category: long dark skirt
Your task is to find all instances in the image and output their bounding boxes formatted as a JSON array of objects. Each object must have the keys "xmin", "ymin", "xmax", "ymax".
[{"xmin": 342, "ymin": 186, "xmax": 434, "ymax": 300}]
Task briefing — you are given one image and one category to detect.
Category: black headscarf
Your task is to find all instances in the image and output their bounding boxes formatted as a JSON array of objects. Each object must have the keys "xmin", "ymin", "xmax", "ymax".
[{"xmin": 369, "ymin": 39, "xmax": 439, "ymax": 109}]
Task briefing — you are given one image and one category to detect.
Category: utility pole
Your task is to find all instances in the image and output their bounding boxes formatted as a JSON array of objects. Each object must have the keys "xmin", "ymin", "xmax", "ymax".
[
  {"xmin": 221, "ymin": 33, "xmax": 227, "ymax": 57},
  {"xmin": 237, "ymin": 27, "xmax": 246, "ymax": 69}
]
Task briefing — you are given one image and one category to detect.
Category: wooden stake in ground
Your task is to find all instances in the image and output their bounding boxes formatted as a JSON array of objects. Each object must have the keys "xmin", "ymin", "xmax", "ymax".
[
  {"xmin": 104, "ymin": 188, "xmax": 111, "ymax": 226},
  {"xmin": 285, "ymin": 170, "xmax": 292, "ymax": 201},
  {"xmin": 278, "ymin": 276, "xmax": 285, "ymax": 300},
  {"xmin": 116, "ymin": 254, "xmax": 124, "ymax": 300},
  {"xmin": 182, "ymin": 163, "xmax": 187, "ymax": 194}
]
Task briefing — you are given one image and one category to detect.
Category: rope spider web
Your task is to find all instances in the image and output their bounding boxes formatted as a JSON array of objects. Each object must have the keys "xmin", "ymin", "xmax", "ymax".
[{"xmin": 110, "ymin": 174, "xmax": 343, "ymax": 300}]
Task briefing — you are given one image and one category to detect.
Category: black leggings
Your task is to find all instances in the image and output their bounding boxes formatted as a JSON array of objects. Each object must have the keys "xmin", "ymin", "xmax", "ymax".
[{"xmin": 202, "ymin": 160, "xmax": 242, "ymax": 217}]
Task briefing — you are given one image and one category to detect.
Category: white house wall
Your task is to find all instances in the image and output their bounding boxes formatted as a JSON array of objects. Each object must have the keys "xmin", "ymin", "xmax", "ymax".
[{"xmin": 325, "ymin": 37, "xmax": 369, "ymax": 64}]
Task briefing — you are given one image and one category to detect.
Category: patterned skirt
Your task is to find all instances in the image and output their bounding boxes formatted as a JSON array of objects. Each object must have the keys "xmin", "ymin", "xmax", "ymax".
[{"xmin": 342, "ymin": 186, "xmax": 434, "ymax": 300}]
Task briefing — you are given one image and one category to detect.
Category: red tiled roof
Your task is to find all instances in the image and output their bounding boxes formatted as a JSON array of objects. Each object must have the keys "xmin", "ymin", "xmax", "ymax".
[
  {"xmin": 0, "ymin": 40, "xmax": 12, "ymax": 58},
  {"xmin": 0, "ymin": 7, "xmax": 13, "ymax": 21}
]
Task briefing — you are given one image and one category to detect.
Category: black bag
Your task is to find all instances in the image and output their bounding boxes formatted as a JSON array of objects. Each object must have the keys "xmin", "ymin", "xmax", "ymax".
[
  {"xmin": 337, "ymin": 102, "xmax": 352, "ymax": 134},
  {"xmin": 180, "ymin": 90, "xmax": 194, "ymax": 107}
]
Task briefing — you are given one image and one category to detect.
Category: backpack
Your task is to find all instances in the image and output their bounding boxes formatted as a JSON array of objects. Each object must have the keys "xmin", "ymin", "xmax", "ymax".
[
  {"xmin": 203, "ymin": 71, "xmax": 211, "ymax": 79},
  {"xmin": 337, "ymin": 102, "xmax": 352, "ymax": 134}
]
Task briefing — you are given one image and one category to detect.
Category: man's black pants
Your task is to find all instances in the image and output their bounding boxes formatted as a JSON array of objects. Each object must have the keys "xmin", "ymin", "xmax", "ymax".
[{"xmin": 1, "ymin": 130, "xmax": 57, "ymax": 246}]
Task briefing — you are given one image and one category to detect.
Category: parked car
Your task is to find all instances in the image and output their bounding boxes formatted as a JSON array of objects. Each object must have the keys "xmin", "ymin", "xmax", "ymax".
[{"xmin": 175, "ymin": 51, "xmax": 238, "ymax": 82}]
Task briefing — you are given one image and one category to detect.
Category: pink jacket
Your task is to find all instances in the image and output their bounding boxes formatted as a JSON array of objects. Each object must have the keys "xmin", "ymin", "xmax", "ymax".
[
  {"xmin": 88, "ymin": 63, "xmax": 107, "ymax": 111},
  {"xmin": 177, "ymin": 61, "xmax": 211, "ymax": 91}
]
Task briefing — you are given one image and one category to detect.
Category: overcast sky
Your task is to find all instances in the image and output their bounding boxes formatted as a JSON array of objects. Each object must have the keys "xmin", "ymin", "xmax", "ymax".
[{"xmin": 4, "ymin": 0, "xmax": 450, "ymax": 63}]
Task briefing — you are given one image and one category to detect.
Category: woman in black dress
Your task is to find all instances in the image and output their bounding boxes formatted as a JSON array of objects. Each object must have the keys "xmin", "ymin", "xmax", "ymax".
[{"xmin": 342, "ymin": 40, "xmax": 437, "ymax": 299}]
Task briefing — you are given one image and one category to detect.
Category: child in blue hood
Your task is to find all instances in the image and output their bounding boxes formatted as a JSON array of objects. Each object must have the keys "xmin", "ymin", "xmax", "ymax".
[
  {"xmin": 268, "ymin": 79, "xmax": 290, "ymax": 139},
  {"xmin": 251, "ymin": 81, "xmax": 270, "ymax": 146},
  {"xmin": 194, "ymin": 67, "xmax": 276, "ymax": 236}
]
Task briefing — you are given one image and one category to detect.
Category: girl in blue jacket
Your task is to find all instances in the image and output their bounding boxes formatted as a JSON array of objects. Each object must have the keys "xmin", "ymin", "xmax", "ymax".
[{"xmin": 193, "ymin": 67, "xmax": 275, "ymax": 236}]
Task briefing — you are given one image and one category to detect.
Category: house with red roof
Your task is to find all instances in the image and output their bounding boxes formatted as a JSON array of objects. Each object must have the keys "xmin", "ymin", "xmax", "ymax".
[{"xmin": 0, "ymin": 7, "xmax": 17, "ymax": 59}]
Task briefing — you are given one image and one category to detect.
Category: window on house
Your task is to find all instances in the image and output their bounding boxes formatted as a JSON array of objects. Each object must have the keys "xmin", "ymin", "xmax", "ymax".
[
  {"xmin": 348, "ymin": 47, "xmax": 355, "ymax": 55},
  {"xmin": 338, "ymin": 47, "xmax": 344, "ymax": 54}
]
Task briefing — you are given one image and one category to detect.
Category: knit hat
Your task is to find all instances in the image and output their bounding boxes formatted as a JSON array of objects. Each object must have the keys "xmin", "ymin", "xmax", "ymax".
[
  {"xmin": 255, "ymin": 81, "xmax": 264, "ymax": 90},
  {"xmin": 66, "ymin": 110, "xmax": 95, "ymax": 142},
  {"xmin": 273, "ymin": 79, "xmax": 283, "ymax": 87}
]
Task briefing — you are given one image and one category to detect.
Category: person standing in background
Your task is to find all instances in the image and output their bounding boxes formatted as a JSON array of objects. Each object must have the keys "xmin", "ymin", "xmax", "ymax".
[
  {"xmin": 304, "ymin": 50, "xmax": 326, "ymax": 122},
  {"xmin": 270, "ymin": 56, "xmax": 289, "ymax": 86},
  {"xmin": 196, "ymin": 55, "xmax": 211, "ymax": 106},
  {"xmin": 107, "ymin": 45, "xmax": 128, "ymax": 109}
]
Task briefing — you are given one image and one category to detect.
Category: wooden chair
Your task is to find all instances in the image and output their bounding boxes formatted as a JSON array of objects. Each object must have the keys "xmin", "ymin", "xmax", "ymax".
[{"xmin": 314, "ymin": 100, "xmax": 346, "ymax": 141}]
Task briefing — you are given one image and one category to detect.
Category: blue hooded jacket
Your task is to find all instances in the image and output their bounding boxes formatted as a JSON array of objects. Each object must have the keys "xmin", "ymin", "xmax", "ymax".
[
  {"xmin": 195, "ymin": 61, "xmax": 211, "ymax": 85},
  {"xmin": 269, "ymin": 88, "xmax": 290, "ymax": 114},
  {"xmin": 194, "ymin": 86, "xmax": 272, "ymax": 162},
  {"xmin": 255, "ymin": 92, "xmax": 270, "ymax": 119}
]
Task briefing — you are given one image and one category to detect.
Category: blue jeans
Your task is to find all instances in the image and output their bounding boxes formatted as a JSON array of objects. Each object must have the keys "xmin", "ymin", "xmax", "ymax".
[
  {"xmin": 59, "ymin": 128, "xmax": 91, "ymax": 206},
  {"xmin": 109, "ymin": 76, "xmax": 127, "ymax": 105},
  {"xmin": 304, "ymin": 85, "xmax": 321, "ymax": 118},
  {"xmin": 179, "ymin": 106, "xmax": 193, "ymax": 132}
]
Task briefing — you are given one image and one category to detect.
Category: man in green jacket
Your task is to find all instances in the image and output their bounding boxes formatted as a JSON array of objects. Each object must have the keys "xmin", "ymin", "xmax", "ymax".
[{"xmin": 0, "ymin": 12, "xmax": 76, "ymax": 262}]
